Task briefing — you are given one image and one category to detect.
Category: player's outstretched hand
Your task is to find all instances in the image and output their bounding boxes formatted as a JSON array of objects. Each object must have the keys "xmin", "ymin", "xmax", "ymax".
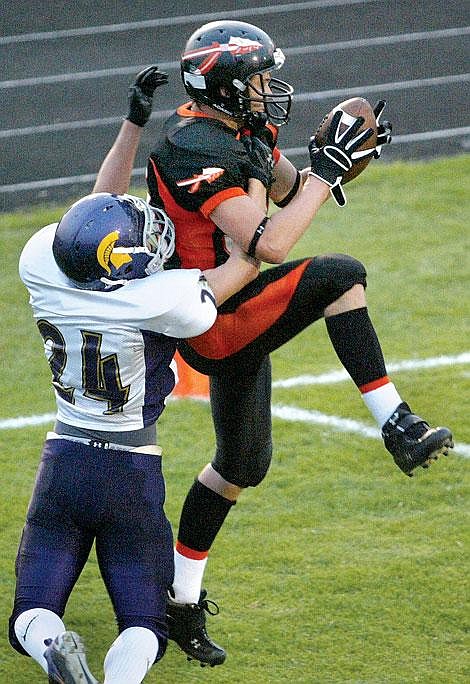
[
  {"xmin": 126, "ymin": 65, "xmax": 168, "ymax": 127},
  {"xmin": 372, "ymin": 100, "xmax": 392, "ymax": 158},
  {"xmin": 308, "ymin": 111, "xmax": 373, "ymax": 206}
]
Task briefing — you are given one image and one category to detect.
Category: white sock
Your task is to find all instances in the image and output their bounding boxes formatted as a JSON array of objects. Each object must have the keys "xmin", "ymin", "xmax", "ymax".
[
  {"xmin": 361, "ymin": 381, "xmax": 402, "ymax": 427},
  {"xmin": 14, "ymin": 608, "xmax": 66, "ymax": 674},
  {"xmin": 104, "ymin": 627, "xmax": 158, "ymax": 684},
  {"xmin": 172, "ymin": 548, "xmax": 208, "ymax": 604}
]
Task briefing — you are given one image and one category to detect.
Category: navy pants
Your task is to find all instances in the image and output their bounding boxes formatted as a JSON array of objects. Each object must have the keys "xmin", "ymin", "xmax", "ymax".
[{"xmin": 9, "ymin": 438, "xmax": 173, "ymax": 662}]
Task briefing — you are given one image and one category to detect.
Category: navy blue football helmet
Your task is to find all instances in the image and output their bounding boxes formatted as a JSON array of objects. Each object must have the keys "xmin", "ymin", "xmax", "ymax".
[
  {"xmin": 52, "ymin": 193, "xmax": 175, "ymax": 290},
  {"xmin": 181, "ymin": 20, "xmax": 293, "ymax": 125}
]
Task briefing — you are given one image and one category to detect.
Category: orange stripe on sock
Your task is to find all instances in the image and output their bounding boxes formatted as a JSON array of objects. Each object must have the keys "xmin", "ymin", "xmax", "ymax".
[
  {"xmin": 176, "ymin": 541, "xmax": 209, "ymax": 560},
  {"xmin": 359, "ymin": 376, "xmax": 390, "ymax": 394}
]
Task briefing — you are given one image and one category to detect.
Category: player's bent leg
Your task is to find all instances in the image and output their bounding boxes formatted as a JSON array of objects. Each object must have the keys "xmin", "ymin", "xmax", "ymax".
[
  {"xmin": 172, "ymin": 260, "xmax": 366, "ymax": 666},
  {"xmin": 168, "ymin": 357, "xmax": 273, "ymax": 666},
  {"xmin": 44, "ymin": 630, "xmax": 99, "ymax": 684},
  {"xmin": 382, "ymin": 402, "xmax": 454, "ymax": 476},
  {"xmin": 96, "ymin": 449, "xmax": 173, "ymax": 673}
]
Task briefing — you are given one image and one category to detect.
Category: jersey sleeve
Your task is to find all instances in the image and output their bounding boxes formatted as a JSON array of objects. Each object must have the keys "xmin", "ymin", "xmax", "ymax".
[
  {"xmin": 119, "ymin": 269, "xmax": 218, "ymax": 339},
  {"xmin": 156, "ymin": 271, "xmax": 218, "ymax": 339},
  {"xmin": 149, "ymin": 118, "xmax": 249, "ymax": 216}
]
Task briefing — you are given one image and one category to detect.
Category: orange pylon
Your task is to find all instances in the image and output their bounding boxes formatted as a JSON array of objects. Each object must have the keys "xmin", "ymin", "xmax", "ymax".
[{"xmin": 171, "ymin": 350, "xmax": 210, "ymax": 399}]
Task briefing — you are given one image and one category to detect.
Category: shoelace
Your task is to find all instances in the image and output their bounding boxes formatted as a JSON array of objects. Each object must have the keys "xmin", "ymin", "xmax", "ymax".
[{"xmin": 199, "ymin": 596, "xmax": 220, "ymax": 617}]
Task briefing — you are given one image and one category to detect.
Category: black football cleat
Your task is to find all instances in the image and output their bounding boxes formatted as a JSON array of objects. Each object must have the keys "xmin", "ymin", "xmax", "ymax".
[
  {"xmin": 45, "ymin": 631, "xmax": 99, "ymax": 683},
  {"xmin": 382, "ymin": 402, "xmax": 453, "ymax": 476},
  {"xmin": 167, "ymin": 590, "xmax": 226, "ymax": 667}
]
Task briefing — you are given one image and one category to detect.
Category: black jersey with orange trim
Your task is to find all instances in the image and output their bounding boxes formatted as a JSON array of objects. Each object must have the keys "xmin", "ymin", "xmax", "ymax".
[{"xmin": 147, "ymin": 103, "xmax": 280, "ymax": 271}]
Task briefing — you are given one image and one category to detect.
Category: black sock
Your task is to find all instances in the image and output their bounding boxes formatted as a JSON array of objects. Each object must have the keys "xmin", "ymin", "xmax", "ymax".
[
  {"xmin": 177, "ymin": 479, "xmax": 235, "ymax": 552},
  {"xmin": 325, "ymin": 307, "xmax": 387, "ymax": 387}
]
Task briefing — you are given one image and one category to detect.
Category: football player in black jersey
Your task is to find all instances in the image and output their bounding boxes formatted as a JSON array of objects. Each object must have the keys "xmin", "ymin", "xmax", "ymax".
[{"xmin": 146, "ymin": 20, "xmax": 453, "ymax": 667}]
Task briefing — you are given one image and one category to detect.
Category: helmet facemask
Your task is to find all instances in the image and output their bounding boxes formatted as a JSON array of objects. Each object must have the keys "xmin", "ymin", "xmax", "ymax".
[
  {"xmin": 123, "ymin": 195, "xmax": 175, "ymax": 276},
  {"xmin": 233, "ymin": 51, "xmax": 293, "ymax": 125}
]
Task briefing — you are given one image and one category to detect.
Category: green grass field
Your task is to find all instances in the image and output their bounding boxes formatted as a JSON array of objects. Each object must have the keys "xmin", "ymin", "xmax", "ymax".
[{"xmin": 0, "ymin": 156, "xmax": 469, "ymax": 683}]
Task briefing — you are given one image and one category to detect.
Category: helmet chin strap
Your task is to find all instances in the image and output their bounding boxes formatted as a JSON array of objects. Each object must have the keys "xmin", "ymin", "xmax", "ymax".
[
  {"xmin": 245, "ymin": 111, "xmax": 269, "ymax": 130},
  {"xmin": 99, "ymin": 277, "xmax": 128, "ymax": 290}
]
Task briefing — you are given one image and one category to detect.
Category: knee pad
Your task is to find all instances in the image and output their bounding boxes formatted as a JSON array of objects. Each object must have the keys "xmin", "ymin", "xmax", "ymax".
[
  {"xmin": 244, "ymin": 442, "xmax": 272, "ymax": 487},
  {"xmin": 214, "ymin": 441, "xmax": 273, "ymax": 488},
  {"xmin": 312, "ymin": 253, "xmax": 367, "ymax": 291},
  {"xmin": 295, "ymin": 254, "xmax": 367, "ymax": 314}
]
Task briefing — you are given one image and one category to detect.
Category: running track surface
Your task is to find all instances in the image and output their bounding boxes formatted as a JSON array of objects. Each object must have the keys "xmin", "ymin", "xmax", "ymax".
[{"xmin": 1, "ymin": 0, "xmax": 469, "ymax": 211}]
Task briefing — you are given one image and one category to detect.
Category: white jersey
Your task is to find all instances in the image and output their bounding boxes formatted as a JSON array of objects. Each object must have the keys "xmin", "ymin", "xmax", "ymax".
[{"xmin": 19, "ymin": 224, "xmax": 217, "ymax": 431}]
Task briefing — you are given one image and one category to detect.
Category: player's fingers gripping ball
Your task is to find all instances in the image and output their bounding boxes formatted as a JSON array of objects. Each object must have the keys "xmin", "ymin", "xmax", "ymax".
[{"xmin": 313, "ymin": 97, "xmax": 378, "ymax": 183}]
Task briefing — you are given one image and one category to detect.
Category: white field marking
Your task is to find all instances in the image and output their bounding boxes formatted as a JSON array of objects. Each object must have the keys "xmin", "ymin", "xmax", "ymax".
[
  {"xmin": 270, "ymin": 404, "xmax": 470, "ymax": 458},
  {"xmin": 2, "ymin": 405, "xmax": 468, "ymax": 458},
  {"xmin": 272, "ymin": 352, "xmax": 470, "ymax": 388},
  {"xmin": 0, "ymin": 0, "xmax": 380, "ymax": 45},
  {"xmin": 1, "ymin": 353, "xmax": 469, "ymax": 458},
  {"xmin": 2, "ymin": 26, "xmax": 468, "ymax": 89},
  {"xmin": 1, "ymin": 124, "xmax": 469, "ymax": 195},
  {"xmin": 0, "ymin": 413, "xmax": 56, "ymax": 430}
]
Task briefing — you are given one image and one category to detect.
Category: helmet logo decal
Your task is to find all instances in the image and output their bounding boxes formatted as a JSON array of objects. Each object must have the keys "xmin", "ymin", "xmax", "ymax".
[
  {"xmin": 96, "ymin": 230, "xmax": 132, "ymax": 275},
  {"xmin": 182, "ymin": 37, "xmax": 263, "ymax": 75},
  {"xmin": 176, "ymin": 167, "xmax": 225, "ymax": 194}
]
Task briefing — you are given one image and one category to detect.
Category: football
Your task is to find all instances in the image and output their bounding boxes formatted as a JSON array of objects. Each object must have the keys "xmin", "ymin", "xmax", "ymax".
[{"xmin": 314, "ymin": 97, "xmax": 377, "ymax": 183}]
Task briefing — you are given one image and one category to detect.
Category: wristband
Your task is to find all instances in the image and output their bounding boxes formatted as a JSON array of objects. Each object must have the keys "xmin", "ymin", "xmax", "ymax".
[
  {"xmin": 275, "ymin": 170, "xmax": 301, "ymax": 207},
  {"xmin": 247, "ymin": 216, "xmax": 269, "ymax": 257}
]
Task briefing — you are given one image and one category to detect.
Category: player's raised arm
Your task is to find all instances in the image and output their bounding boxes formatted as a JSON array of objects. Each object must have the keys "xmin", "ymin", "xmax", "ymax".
[{"xmin": 93, "ymin": 66, "xmax": 168, "ymax": 194}]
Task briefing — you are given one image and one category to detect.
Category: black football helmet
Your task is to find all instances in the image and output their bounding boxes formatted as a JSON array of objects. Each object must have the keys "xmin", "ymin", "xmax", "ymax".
[
  {"xmin": 52, "ymin": 193, "xmax": 175, "ymax": 291},
  {"xmin": 181, "ymin": 20, "xmax": 293, "ymax": 125}
]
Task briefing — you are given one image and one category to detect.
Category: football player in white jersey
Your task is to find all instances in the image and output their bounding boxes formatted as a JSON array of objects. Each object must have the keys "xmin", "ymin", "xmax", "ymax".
[{"xmin": 9, "ymin": 67, "xmax": 260, "ymax": 684}]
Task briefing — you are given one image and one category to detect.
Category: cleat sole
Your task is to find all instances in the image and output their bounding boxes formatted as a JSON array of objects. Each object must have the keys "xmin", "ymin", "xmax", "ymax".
[{"xmin": 47, "ymin": 631, "xmax": 99, "ymax": 684}]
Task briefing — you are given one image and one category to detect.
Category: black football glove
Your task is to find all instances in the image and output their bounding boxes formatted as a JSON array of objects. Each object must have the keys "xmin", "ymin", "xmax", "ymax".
[
  {"xmin": 372, "ymin": 100, "xmax": 392, "ymax": 159},
  {"xmin": 126, "ymin": 65, "xmax": 168, "ymax": 127},
  {"xmin": 241, "ymin": 133, "xmax": 275, "ymax": 189},
  {"xmin": 308, "ymin": 110, "xmax": 374, "ymax": 206}
]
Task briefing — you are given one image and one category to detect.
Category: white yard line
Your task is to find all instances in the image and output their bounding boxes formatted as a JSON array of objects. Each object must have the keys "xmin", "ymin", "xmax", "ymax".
[
  {"xmin": 272, "ymin": 352, "xmax": 470, "ymax": 387},
  {"xmin": 2, "ymin": 353, "xmax": 469, "ymax": 457},
  {"xmin": 270, "ymin": 404, "xmax": 470, "ymax": 458}
]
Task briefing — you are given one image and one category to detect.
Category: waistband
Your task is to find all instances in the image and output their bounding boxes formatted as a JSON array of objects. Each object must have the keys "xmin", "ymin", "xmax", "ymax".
[
  {"xmin": 46, "ymin": 431, "xmax": 162, "ymax": 456},
  {"xmin": 54, "ymin": 419, "xmax": 156, "ymax": 447}
]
